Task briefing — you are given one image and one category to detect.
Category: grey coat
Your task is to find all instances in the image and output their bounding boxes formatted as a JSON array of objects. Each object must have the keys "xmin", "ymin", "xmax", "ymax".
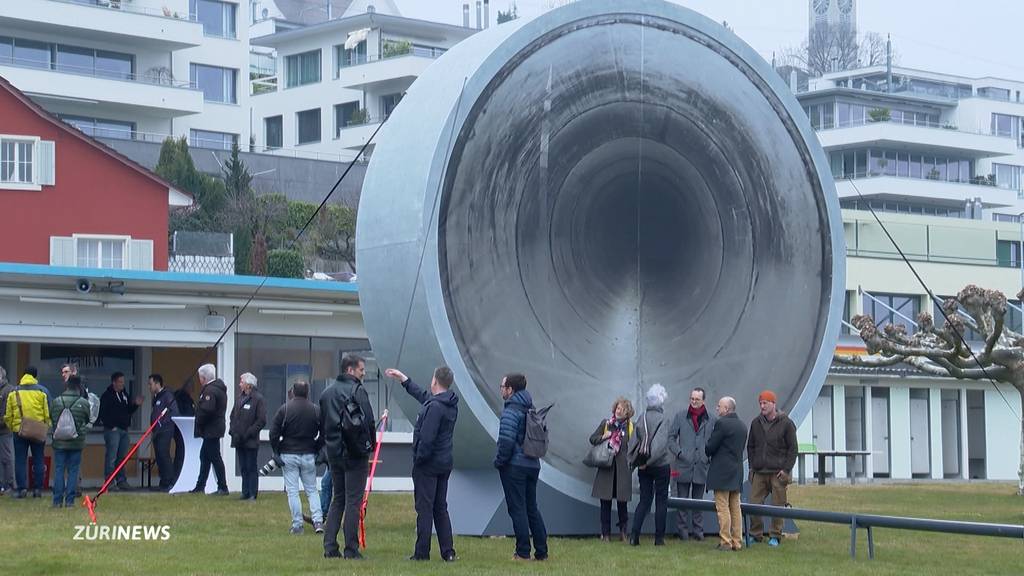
[
  {"xmin": 589, "ymin": 419, "xmax": 634, "ymax": 502},
  {"xmin": 668, "ymin": 408, "xmax": 713, "ymax": 484},
  {"xmin": 631, "ymin": 406, "xmax": 671, "ymax": 469}
]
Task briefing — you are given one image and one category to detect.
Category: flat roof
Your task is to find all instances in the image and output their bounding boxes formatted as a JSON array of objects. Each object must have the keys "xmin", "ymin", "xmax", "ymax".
[{"xmin": 252, "ymin": 12, "xmax": 476, "ymax": 47}]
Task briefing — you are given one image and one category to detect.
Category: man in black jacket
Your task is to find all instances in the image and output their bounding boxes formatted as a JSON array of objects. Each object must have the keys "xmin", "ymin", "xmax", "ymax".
[
  {"xmin": 99, "ymin": 371, "xmax": 142, "ymax": 491},
  {"xmin": 385, "ymin": 366, "xmax": 458, "ymax": 562},
  {"xmin": 229, "ymin": 372, "xmax": 266, "ymax": 501},
  {"xmin": 705, "ymin": 396, "xmax": 747, "ymax": 552},
  {"xmin": 191, "ymin": 363, "xmax": 229, "ymax": 495},
  {"xmin": 270, "ymin": 381, "xmax": 323, "ymax": 534},
  {"xmin": 320, "ymin": 354, "xmax": 376, "ymax": 560},
  {"xmin": 148, "ymin": 374, "xmax": 180, "ymax": 492}
]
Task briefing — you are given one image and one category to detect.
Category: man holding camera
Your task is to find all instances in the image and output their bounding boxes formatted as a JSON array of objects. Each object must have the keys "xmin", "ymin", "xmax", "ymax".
[{"xmin": 270, "ymin": 381, "xmax": 323, "ymax": 534}]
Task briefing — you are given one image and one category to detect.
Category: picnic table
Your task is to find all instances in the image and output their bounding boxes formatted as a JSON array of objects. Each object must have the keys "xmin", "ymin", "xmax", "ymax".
[{"xmin": 797, "ymin": 449, "xmax": 872, "ymax": 485}]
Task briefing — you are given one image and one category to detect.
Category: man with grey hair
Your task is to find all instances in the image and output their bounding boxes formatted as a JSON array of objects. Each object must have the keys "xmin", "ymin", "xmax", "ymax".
[
  {"xmin": 0, "ymin": 365, "xmax": 14, "ymax": 494},
  {"xmin": 191, "ymin": 363, "xmax": 229, "ymax": 495},
  {"xmin": 629, "ymin": 383, "xmax": 671, "ymax": 546},
  {"xmin": 229, "ymin": 372, "xmax": 266, "ymax": 500},
  {"xmin": 705, "ymin": 396, "xmax": 747, "ymax": 551}
]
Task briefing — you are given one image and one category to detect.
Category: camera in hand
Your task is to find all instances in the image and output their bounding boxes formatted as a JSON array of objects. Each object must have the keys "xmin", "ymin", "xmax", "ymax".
[{"xmin": 259, "ymin": 456, "xmax": 283, "ymax": 476}]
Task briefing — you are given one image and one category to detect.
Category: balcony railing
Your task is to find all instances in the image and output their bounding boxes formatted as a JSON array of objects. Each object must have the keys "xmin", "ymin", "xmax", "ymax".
[
  {"xmin": 55, "ymin": 0, "xmax": 198, "ymax": 21},
  {"xmin": 845, "ymin": 217, "xmax": 1020, "ymax": 267},
  {"xmin": 834, "ymin": 171, "xmax": 1001, "ymax": 188},
  {"xmin": 819, "ymin": 117, "xmax": 1002, "ymax": 138},
  {"xmin": 100, "ymin": 130, "xmax": 363, "ymax": 163},
  {"xmin": 0, "ymin": 55, "xmax": 197, "ymax": 90}
]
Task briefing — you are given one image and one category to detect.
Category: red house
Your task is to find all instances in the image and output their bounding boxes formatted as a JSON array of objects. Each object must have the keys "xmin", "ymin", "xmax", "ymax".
[{"xmin": 0, "ymin": 75, "xmax": 189, "ymax": 271}]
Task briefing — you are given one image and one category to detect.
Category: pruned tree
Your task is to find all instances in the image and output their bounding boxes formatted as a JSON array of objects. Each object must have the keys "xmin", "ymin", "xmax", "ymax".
[
  {"xmin": 497, "ymin": 1, "xmax": 518, "ymax": 24},
  {"xmin": 777, "ymin": 27, "xmax": 895, "ymax": 77},
  {"xmin": 834, "ymin": 285, "xmax": 1024, "ymax": 495}
]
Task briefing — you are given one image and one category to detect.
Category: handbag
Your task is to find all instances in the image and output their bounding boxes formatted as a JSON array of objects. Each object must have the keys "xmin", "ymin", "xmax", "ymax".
[
  {"xmin": 629, "ymin": 412, "xmax": 663, "ymax": 469},
  {"xmin": 15, "ymin": 390, "xmax": 48, "ymax": 443},
  {"xmin": 583, "ymin": 438, "xmax": 615, "ymax": 468}
]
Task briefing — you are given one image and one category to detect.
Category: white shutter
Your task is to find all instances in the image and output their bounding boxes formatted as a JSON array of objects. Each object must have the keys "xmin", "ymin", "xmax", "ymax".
[
  {"xmin": 129, "ymin": 239, "xmax": 154, "ymax": 271},
  {"xmin": 49, "ymin": 236, "xmax": 74, "ymax": 266},
  {"xmin": 35, "ymin": 140, "xmax": 55, "ymax": 186}
]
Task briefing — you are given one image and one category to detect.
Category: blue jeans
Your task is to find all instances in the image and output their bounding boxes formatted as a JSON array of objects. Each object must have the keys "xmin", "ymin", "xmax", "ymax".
[
  {"xmin": 320, "ymin": 465, "xmax": 332, "ymax": 515},
  {"xmin": 282, "ymin": 453, "xmax": 322, "ymax": 529},
  {"xmin": 498, "ymin": 465, "xmax": 548, "ymax": 560},
  {"xmin": 52, "ymin": 449, "xmax": 83, "ymax": 506},
  {"xmin": 103, "ymin": 428, "xmax": 130, "ymax": 485},
  {"xmin": 13, "ymin": 435, "xmax": 45, "ymax": 491}
]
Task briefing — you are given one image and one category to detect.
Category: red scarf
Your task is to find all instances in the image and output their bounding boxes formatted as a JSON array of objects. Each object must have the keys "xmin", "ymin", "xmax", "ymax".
[{"xmin": 688, "ymin": 404, "xmax": 707, "ymax": 433}]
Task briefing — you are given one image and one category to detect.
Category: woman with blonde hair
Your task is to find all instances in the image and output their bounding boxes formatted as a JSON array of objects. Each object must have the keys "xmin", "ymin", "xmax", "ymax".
[{"xmin": 588, "ymin": 397, "xmax": 635, "ymax": 541}]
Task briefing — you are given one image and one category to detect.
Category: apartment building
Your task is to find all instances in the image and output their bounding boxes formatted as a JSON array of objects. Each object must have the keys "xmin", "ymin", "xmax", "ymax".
[
  {"xmin": 794, "ymin": 65, "xmax": 1024, "ymax": 481},
  {"xmin": 0, "ymin": 0, "xmax": 250, "ymax": 151}
]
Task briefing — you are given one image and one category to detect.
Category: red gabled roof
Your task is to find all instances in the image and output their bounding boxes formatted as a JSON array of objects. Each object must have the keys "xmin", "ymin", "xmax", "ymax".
[{"xmin": 0, "ymin": 74, "xmax": 193, "ymax": 203}]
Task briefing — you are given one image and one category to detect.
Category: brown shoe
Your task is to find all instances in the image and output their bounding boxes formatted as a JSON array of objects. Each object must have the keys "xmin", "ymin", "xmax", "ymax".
[
  {"xmin": 513, "ymin": 554, "xmax": 532, "ymax": 561},
  {"xmin": 619, "ymin": 531, "xmax": 628, "ymax": 542}
]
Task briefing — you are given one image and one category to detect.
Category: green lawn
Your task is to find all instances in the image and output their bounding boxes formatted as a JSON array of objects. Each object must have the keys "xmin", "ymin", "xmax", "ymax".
[{"xmin": 1, "ymin": 483, "xmax": 1021, "ymax": 575}]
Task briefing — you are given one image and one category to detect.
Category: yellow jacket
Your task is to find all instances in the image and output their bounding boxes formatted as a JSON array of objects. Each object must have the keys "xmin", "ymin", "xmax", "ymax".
[{"xmin": 3, "ymin": 374, "xmax": 51, "ymax": 433}]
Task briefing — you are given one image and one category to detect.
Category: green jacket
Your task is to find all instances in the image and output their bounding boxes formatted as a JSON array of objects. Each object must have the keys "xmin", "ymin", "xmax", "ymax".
[{"xmin": 50, "ymin": 390, "xmax": 92, "ymax": 451}]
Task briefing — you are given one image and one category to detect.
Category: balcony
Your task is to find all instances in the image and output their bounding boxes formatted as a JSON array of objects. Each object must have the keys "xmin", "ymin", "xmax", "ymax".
[
  {"xmin": 843, "ymin": 213, "xmax": 1013, "ymax": 267},
  {"xmin": 0, "ymin": 0, "xmax": 203, "ymax": 50},
  {"xmin": 337, "ymin": 52, "xmax": 440, "ymax": 90},
  {"xmin": 817, "ymin": 120, "xmax": 1018, "ymax": 159},
  {"xmin": 834, "ymin": 175, "xmax": 1019, "ymax": 208},
  {"xmin": 336, "ymin": 117, "xmax": 384, "ymax": 150},
  {"xmin": 0, "ymin": 57, "xmax": 203, "ymax": 116}
]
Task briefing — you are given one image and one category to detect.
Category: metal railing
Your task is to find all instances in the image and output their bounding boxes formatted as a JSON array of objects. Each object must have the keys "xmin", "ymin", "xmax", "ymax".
[
  {"xmin": 0, "ymin": 55, "xmax": 196, "ymax": 90},
  {"xmin": 100, "ymin": 130, "xmax": 361, "ymax": 163},
  {"xmin": 833, "ymin": 170, "xmax": 995, "ymax": 187},
  {"xmin": 819, "ymin": 117, "xmax": 1008, "ymax": 139},
  {"xmin": 55, "ymin": 0, "xmax": 198, "ymax": 21},
  {"xmin": 844, "ymin": 218, "xmax": 1021, "ymax": 267},
  {"xmin": 669, "ymin": 497, "xmax": 1023, "ymax": 560}
]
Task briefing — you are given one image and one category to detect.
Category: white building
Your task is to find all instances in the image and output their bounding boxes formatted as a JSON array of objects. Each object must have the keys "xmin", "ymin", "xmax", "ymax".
[
  {"xmin": 0, "ymin": 0, "xmax": 251, "ymax": 151},
  {"xmin": 794, "ymin": 65, "xmax": 1024, "ymax": 481},
  {"xmin": 249, "ymin": 10, "xmax": 476, "ymax": 161}
]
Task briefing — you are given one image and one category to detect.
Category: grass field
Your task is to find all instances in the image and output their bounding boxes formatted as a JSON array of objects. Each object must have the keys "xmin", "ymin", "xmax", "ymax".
[{"xmin": 0, "ymin": 482, "xmax": 1021, "ymax": 575}]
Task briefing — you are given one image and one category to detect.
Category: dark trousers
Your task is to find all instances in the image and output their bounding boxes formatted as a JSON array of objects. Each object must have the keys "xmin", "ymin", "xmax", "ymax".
[
  {"xmin": 173, "ymin": 427, "xmax": 185, "ymax": 481},
  {"xmin": 152, "ymin": 432, "xmax": 175, "ymax": 489},
  {"xmin": 600, "ymin": 499, "xmax": 629, "ymax": 536},
  {"xmin": 631, "ymin": 464, "xmax": 670, "ymax": 541},
  {"xmin": 237, "ymin": 447, "xmax": 259, "ymax": 498},
  {"xmin": 13, "ymin": 435, "xmax": 44, "ymax": 491},
  {"xmin": 324, "ymin": 458, "xmax": 368, "ymax": 557},
  {"xmin": 411, "ymin": 468, "xmax": 455, "ymax": 559},
  {"xmin": 195, "ymin": 437, "xmax": 227, "ymax": 491},
  {"xmin": 498, "ymin": 465, "xmax": 548, "ymax": 560},
  {"xmin": 675, "ymin": 481, "xmax": 705, "ymax": 538}
]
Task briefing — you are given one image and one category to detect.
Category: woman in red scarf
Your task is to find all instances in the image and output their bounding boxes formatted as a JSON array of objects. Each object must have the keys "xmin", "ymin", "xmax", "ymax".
[{"xmin": 588, "ymin": 398, "xmax": 635, "ymax": 541}]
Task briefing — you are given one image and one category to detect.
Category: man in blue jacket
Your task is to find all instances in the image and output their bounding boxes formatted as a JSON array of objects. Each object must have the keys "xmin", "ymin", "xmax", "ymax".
[
  {"xmin": 494, "ymin": 373, "xmax": 548, "ymax": 561},
  {"xmin": 385, "ymin": 366, "xmax": 458, "ymax": 562}
]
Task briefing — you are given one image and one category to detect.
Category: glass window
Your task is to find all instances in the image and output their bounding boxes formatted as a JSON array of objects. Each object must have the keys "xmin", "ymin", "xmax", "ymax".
[
  {"xmin": 897, "ymin": 152, "xmax": 909, "ymax": 177},
  {"xmin": 855, "ymin": 149, "xmax": 867, "ymax": 177},
  {"xmin": 264, "ymin": 115, "xmax": 282, "ymax": 150},
  {"xmin": 190, "ymin": 129, "xmax": 237, "ymax": 150},
  {"xmin": 936, "ymin": 157, "xmax": 947, "ymax": 180},
  {"xmin": 95, "ymin": 50, "xmax": 133, "ymax": 80},
  {"xmin": 61, "ymin": 115, "xmax": 134, "ymax": 140},
  {"xmin": 992, "ymin": 113, "xmax": 1016, "ymax": 138},
  {"xmin": 286, "ymin": 49, "xmax": 321, "ymax": 88},
  {"xmin": 959, "ymin": 160, "xmax": 970, "ymax": 182},
  {"xmin": 822, "ymin": 102, "xmax": 834, "ymax": 129},
  {"xmin": 38, "ymin": 345, "xmax": 137, "ymax": 425},
  {"xmin": 947, "ymin": 159, "xmax": 959, "ymax": 183},
  {"xmin": 863, "ymin": 292, "xmax": 921, "ymax": 335},
  {"xmin": 56, "ymin": 45, "xmax": 93, "ymax": 75},
  {"xmin": 190, "ymin": 64, "xmax": 236, "ymax": 103},
  {"xmin": 381, "ymin": 93, "xmax": 403, "ymax": 118},
  {"xmin": 336, "ymin": 41, "xmax": 367, "ymax": 73},
  {"xmin": 869, "ymin": 149, "xmax": 884, "ymax": 175},
  {"xmin": 883, "ymin": 150, "xmax": 896, "ymax": 176},
  {"xmin": 296, "ymin": 108, "xmax": 321, "ymax": 145},
  {"xmin": 837, "ymin": 102, "xmax": 850, "ymax": 127},
  {"xmin": 0, "ymin": 36, "xmax": 12, "ymax": 63},
  {"xmin": 0, "ymin": 139, "xmax": 34, "ymax": 184},
  {"xmin": 190, "ymin": 0, "xmax": 237, "ymax": 38},
  {"xmin": 334, "ymin": 101, "xmax": 360, "ymax": 136},
  {"xmin": 14, "ymin": 38, "xmax": 51, "ymax": 69},
  {"xmin": 76, "ymin": 238, "xmax": 126, "ymax": 269},
  {"xmin": 994, "ymin": 163, "xmax": 1023, "ymax": 191}
]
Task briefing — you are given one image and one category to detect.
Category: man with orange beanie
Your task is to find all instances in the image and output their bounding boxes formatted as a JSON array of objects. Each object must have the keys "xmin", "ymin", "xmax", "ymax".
[{"xmin": 745, "ymin": 390, "xmax": 797, "ymax": 547}]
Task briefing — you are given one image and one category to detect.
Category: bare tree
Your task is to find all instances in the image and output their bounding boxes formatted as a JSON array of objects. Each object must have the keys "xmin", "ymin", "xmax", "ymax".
[
  {"xmin": 834, "ymin": 285, "xmax": 1024, "ymax": 495},
  {"xmin": 777, "ymin": 27, "xmax": 895, "ymax": 77}
]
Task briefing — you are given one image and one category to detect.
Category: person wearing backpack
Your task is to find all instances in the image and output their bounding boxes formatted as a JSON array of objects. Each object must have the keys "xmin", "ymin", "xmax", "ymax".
[
  {"xmin": 628, "ymin": 384, "xmax": 671, "ymax": 547},
  {"xmin": 384, "ymin": 366, "xmax": 459, "ymax": 562},
  {"xmin": 49, "ymin": 375, "xmax": 92, "ymax": 508},
  {"xmin": 320, "ymin": 354, "xmax": 376, "ymax": 560},
  {"xmin": 494, "ymin": 373, "xmax": 548, "ymax": 562},
  {"xmin": 3, "ymin": 366, "xmax": 50, "ymax": 499}
]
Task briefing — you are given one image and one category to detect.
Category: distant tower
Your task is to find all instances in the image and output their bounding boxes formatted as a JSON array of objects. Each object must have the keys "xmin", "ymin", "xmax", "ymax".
[{"xmin": 809, "ymin": 0, "xmax": 857, "ymax": 73}]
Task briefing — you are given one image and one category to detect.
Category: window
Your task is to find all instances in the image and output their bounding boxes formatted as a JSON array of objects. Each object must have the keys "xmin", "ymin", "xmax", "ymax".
[
  {"xmin": 14, "ymin": 38, "xmax": 51, "ymax": 69},
  {"xmin": 190, "ymin": 129, "xmax": 237, "ymax": 150},
  {"xmin": 334, "ymin": 101, "xmax": 360, "ymax": 136},
  {"xmin": 264, "ymin": 116, "xmax": 282, "ymax": 150},
  {"xmin": 76, "ymin": 238, "xmax": 126, "ymax": 269},
  {"xmin": 191, "ymin": 0, "xmax": 237, "ymax": 38},
  {"xmin": 61, "ymin": 116, "xmax": 135, "ymax": 140},
  {"xmin": 997, "ymin": 240, "xmax": 1021, "ymax": 268},
  {"xmin": 0, "ymin": 139, "xmax": 33, "ymax": 184},
  {"xmin": 381, "ymin": 93, "xmax": 403, "ymax": 118},
  {"xmin": 334, "ymin": 41, "xmax": 366, "ymax": 74},
  {"xmin": 862, "ymin": 292, "xmax": 921, "ymax": 335},
  {"xmin": 992, "ymin": 113, "xmax": 1021, "ymax": 142},
  {"xmin": 296, "ymin": 108, "xmax": 321, "ymax": 144},
  {"xmin": 286, "ymin": 49, "xmax": 321, "ymax": 88},
  {"xmin": 190, "ymin": 63, "xmax": 237, "ymax": 103},
  {"xmin": 95, "ymin": 50, "xmax": 133, "ymax": 80},
  {"xmin": 978, "ymin": 87, "xmax": 1011, "ymax": 101},
  {"xmin": 0, "ymin": 36, "xmax": 12, "ymax": 63},
  {"xmin": 994, "ymin": 163, "xmax": 1023, "ymax": 191},
  {"xmin": 992, "ymin": 213, "xmax": 1021, "ymax": 224}
]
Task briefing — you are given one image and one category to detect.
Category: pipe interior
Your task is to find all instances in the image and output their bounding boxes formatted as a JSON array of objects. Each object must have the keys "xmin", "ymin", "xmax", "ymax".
[{"xmin": 439, "ymin": 15, "xmax": 833, "ymax": 482}]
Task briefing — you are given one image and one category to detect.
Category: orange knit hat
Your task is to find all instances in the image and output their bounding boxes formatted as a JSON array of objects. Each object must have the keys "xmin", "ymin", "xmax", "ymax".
[{"xmin": 758, "ymin": 390, "xmax": 777, "ymax": 403}]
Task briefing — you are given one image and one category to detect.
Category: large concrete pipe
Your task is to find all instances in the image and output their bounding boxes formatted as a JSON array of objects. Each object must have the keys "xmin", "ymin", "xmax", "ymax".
[{"xmin": 356, "ymin": 0, "xmax": 844, "ymax": 534}]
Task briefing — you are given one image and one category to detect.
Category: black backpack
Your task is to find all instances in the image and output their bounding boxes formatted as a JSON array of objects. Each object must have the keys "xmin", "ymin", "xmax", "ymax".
[
  {"xmin": 339, "ymin": 384, "xmax": 375, "ymax": 457},
  {"xmin": 521, "ymin": 404, "xmax": 553, "ymax": 459}
]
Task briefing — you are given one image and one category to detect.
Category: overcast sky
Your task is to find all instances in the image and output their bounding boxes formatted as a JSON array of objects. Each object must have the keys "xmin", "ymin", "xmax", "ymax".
[{"xmin": 394, "ymin": 0, "xmax": 1024, "ymax": 80}]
